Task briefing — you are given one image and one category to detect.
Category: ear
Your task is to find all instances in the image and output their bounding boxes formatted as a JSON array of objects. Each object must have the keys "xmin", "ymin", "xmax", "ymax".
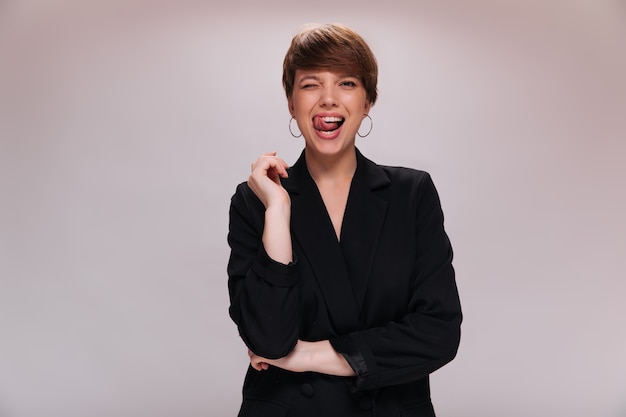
[
  {"xmin": 363, "ymin": 100, "xmax": 372, "ymax": 114},
  {"xmin": 363, "ymin": 100, "xmax": 371, "ymax": 116},
  {"xmin": 288, "ymin": 97, "xmax": 295, "ymax": 116}
]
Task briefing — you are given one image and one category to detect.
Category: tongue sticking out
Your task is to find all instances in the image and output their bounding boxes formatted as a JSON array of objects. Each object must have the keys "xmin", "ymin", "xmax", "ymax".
[{"xmin": 314, "ymin": 116, "xmax": 343, "ymax": 131}]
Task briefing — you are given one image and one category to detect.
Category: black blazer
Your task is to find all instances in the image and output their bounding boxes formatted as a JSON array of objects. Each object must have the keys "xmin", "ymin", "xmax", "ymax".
[{"xmin": 228, "ymin": 149, "xmax": 462, "ymax": 417}]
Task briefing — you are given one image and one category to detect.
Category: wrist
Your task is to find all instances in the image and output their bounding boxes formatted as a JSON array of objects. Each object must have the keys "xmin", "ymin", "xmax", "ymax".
[
  {"xmin": 308, "ymin": 340, "xmax": 355, "ymax": 377},
  {"xmin": 265, "ymin": 200, "xmax": 291, "ymax": 217}
]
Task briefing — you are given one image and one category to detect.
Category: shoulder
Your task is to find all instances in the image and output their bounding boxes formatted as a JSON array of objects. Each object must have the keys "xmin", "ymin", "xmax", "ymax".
[
  {"xmin": 356, "ymin": 149, "xmax": 432, "ymax": 192},
  {"xmin": 370, "ymin": 163, "xmax": 444, "ymax": 212},
  {"xmin": 377, "ymin": 164, "xmax": 435, "ymax": 193},
  {"xmin": 379, "ymin": 164, "xmax": 430, "ymax": 182},
  {"xmin": 230, "ymin": 181, "xmax": 264, "ymax": 214}
]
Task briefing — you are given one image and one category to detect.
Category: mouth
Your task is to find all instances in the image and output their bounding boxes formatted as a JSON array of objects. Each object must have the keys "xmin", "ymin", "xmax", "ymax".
[{"xmin": 313, "ymin": 115, "xmax": 345, "ymax": 136}]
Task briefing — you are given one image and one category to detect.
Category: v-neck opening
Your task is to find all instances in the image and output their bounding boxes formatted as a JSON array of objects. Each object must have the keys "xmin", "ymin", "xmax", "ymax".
[{"xmin": 306, "ymin": 164, "xmax": 360, "ymax": 246}]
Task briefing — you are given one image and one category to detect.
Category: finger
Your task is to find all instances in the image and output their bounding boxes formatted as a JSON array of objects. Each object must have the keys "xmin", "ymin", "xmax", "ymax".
[
  {"xmin": 276, "ymin": 159, "xmax": 290, "ymax": 178},
  {"xmin": 253, "ymin": 157, "xmax": 289, "ymax": 179},
  {"xmin": 250, "ymin": 356, "xmax": 269, "ymax": 372},
  {"xmin": 266, "ymin": 157, "xmax": 290, "ymax": 178},
  {"xmin": 249, "ymin": 354, "xmax": 262, "ymax": 371},
  {"xmin": 251, "ymin": 154, "xmax": 281, "ymax": 173}
]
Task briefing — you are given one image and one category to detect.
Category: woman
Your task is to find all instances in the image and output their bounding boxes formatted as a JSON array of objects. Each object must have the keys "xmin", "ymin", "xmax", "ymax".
[{"xmin": 227, "ymin": 23, "xmax": 462, "ymax": 416}]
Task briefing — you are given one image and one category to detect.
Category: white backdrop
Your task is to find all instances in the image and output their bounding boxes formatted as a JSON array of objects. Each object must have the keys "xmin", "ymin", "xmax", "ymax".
[{"xmin": 1, "ymin": 0, "xmax": 625, "ymax": 416}]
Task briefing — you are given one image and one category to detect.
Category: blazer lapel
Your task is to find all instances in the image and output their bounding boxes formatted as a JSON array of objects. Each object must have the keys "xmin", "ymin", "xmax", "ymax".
[
  {"xmin": 281, "ymin": 150, "xmax": 391, "ymax": 333},
  {"xmin": 341, "ymin": 149, "xmax": 390, "ymax": 313},
  {"xmin": 282, "ymin": 152, "xmax": 360, "ymax": 334}
]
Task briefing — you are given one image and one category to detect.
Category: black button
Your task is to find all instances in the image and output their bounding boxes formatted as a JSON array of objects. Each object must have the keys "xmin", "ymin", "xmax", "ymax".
[
  {"xmin": 300, "ymin": 383, "xmax": 314, "ymax": 398},
  {"xmin": 358, "ymin": 396, "xmax": 372, "ymax": 410}
]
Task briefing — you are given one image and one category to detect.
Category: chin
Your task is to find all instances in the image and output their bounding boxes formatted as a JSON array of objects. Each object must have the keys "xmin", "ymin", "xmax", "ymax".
[{"xmin": 307, "ymin": 139, "xmax": 354, "ymax": 156}]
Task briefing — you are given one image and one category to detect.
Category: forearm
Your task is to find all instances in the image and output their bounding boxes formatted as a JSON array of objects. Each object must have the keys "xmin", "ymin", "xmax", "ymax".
[
  {"xmin": 228, "ymin": 185, "xmax": 299, "ymax": 359},
  {"xmin": 303, "ymin": 340, "xmax": 355, "ymax": 376},
  {"xmin": 262, "ymin": 202, "xmax": 292, "ymax": 265},
  {"xmin": 250, "ymin": 340, "xmax": 356, "ymax": 377}
]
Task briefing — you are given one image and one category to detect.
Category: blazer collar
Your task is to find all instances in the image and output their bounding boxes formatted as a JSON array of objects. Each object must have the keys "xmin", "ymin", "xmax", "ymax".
[{"xmin": 281, "ymin": 148, "xmax": 390, "ymax": 194}]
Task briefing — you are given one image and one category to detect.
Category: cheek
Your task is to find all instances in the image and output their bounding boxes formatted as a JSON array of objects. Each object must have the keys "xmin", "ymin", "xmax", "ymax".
[
  {"xmin": 292, "ymin": 93, "xmax": 316, "ymax": 113},
  {"xmin": 344, "ymin": 92, "xmax": 368, "ymax": 112}
]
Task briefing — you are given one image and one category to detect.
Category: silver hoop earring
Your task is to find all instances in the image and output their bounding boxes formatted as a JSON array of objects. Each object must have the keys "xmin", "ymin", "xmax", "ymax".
[
  {"xmin": 357, "ymin": 114, "xmax": 373, "ymax": 138},
  {"xmin": 289, "ymin": 116, "xmax": 302, "ymax": 138}
]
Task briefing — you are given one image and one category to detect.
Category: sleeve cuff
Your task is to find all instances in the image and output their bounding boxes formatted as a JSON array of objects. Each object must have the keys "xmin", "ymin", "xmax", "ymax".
[
  {"xmin": 330, "ymin": 333, "xmax": 378, "ymax": 390},
  {"xmin": 251, "ymin": 245, "xmax": 298, "ymax": 287}
]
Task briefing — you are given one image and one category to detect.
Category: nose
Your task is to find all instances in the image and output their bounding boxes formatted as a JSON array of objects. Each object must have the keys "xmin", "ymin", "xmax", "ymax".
[{"xmin": 319, "ymin": 85, "xmax": 338, "ymax": 107}]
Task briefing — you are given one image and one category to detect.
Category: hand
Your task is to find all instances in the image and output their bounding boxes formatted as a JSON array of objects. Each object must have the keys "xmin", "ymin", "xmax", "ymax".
[
  {"xmin": 248, "ymin": 340, "xmax": 355, "ymax": 376},
  {"xmin": 248, "ymin": 342, "xmax": 309, "ymax": 373},
  {"xmin": 248, "ymin": 152, "xmax": 290, "ymax": 209}
]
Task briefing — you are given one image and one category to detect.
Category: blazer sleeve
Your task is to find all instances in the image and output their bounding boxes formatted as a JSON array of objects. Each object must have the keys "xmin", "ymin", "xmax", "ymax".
[
  {"xmin": 227, "ymin": 182, "xmax": 300, "ymax": 359},
  {"xmin": 330, "ymin": 172, "xmax": 462, "ymax": 390}
]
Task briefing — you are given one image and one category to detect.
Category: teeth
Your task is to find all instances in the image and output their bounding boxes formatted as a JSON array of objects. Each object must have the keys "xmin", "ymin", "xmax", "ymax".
[{"xmin": 322, "ymin": 116, "xmax": 343, "ymax": 122}]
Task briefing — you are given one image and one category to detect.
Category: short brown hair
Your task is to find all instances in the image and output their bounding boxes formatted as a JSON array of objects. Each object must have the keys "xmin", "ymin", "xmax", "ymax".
[{"xmin": 282, "ymin": 23, "xmax": 378, "ymax": 105}]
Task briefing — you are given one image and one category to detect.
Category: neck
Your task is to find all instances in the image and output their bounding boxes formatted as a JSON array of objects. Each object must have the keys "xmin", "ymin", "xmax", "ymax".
[{"xmin": 305, "ymin": 147, "xmax": 357, "ymax": 184}]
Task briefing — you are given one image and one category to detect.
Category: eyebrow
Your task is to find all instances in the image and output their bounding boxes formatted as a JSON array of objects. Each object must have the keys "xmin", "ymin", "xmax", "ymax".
[
  {"xmin": 297, "ymin": 75, "xmax": 321, "ymax": 83},
  {"xmin": 297, "ymin": 74, "xmax": 358, "ymax": 83}
]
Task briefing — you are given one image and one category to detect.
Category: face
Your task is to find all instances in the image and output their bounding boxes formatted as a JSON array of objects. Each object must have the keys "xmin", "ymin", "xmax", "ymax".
[{"xmin": 288, "ymin": 69, "xmax": 371, "ymax": 158}]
